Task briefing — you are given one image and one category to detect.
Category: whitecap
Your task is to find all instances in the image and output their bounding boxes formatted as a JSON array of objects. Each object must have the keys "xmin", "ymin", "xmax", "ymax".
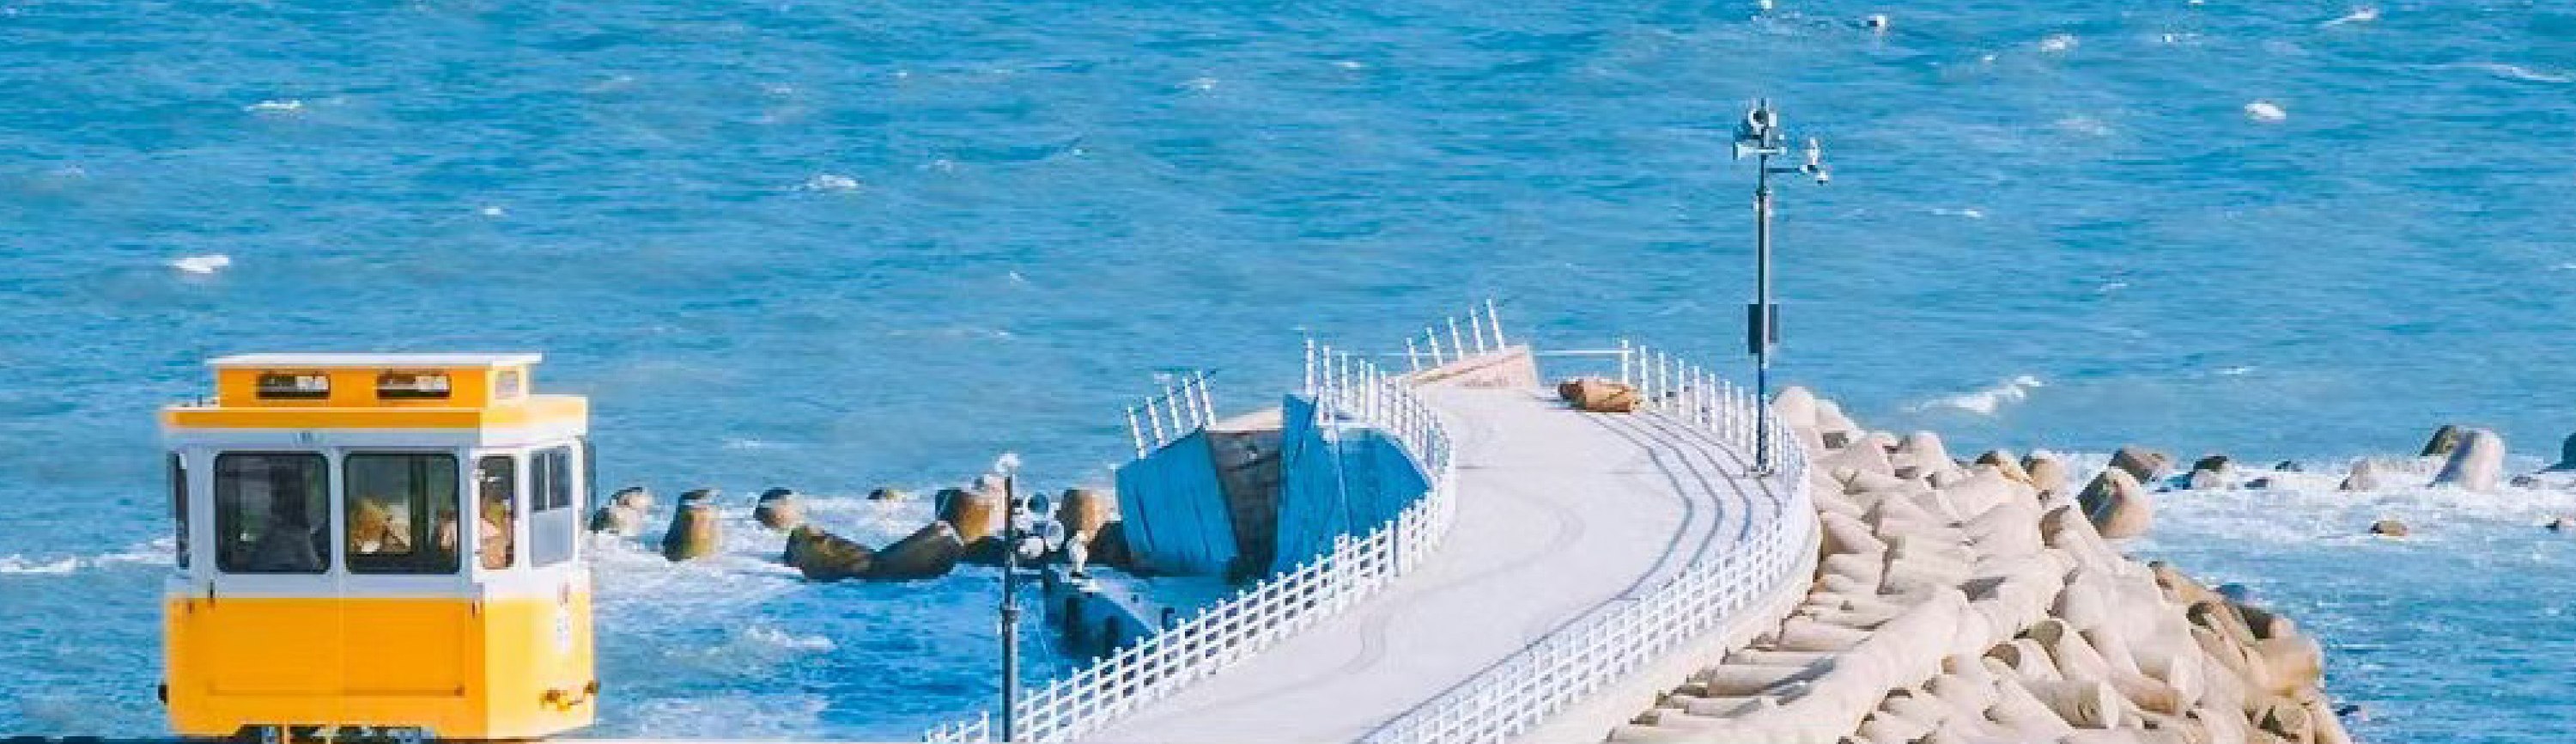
[
  {"xmin": 2056, "ymin": 116, "xmax": 2113, "ymax": 137},
  {"xmin": 2217, "ymin": 366, "xmax": 2257, "ymax": 376},
  {"xmin": 2038, "ymin": 34, "xmax": 2078, "ymax": 52},
  {"xmin": 171, "ymin": 253, "xmax": 233, "ymax": 274},
  {"xmin": 1182, "ymin": 76, "xmax": 1218, "ymax": 91},
  {"xmin": 1931, "ymin": 207, "xmax": 1987, "ymax": 219},
  {"xmin": 799, "ymin": 174, "xmax": 860, "ymax": 192},
  {"xmin": 1331, "ymin": 60, "xmax": 1366, "ymax": 70},
  {"xmin": 2097, "ymin": 281, "xmax": 2129, "ymax": 293},
  {"xmin": 2321, "ymin": 6, "xmax": 2379, "ymax": 27},
  {"xmin": 2244, "ymin": 101, "xmax": 2287, "ymax": 122},
  {"xmin": 0, "ymin": 555, "xmax": 81, "ymax": 575},
  {"xmin": 0, "ymin": 540, "xmax": 170, "ymax": 575},
  {"xmin": 478, "ymin": 205, "xmax": 507, "ymax": 217},
  {"xmin": 1909, "ymin": 375, "xmax": 2045, "ymax": 416},
  {"xmin": 2446, "ymin": 62, "xmax": 2574, "ymax": 84},
  {"xmin": 244, "ymin": 99, "xmax": 304, "ymax": 113}
]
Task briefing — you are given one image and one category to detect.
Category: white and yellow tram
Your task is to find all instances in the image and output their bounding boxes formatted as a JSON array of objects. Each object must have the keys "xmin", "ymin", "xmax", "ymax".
[{"xmin": 162, "ymin": 353, "xmax": 597, "ymax": 740}]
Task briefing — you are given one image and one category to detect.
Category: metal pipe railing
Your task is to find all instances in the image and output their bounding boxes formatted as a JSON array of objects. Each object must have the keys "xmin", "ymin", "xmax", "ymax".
[
  {"xmin": 930, "ymin": 339, "xmax": 1460, "ymax": 744},
  {"xmin": 1359, "ymin": 342, "xmax": 1817, "ymax": 744}
]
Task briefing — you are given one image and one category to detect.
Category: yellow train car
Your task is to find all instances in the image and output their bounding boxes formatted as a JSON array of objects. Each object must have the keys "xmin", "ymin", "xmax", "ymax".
[{"xmin": 162, "ymin": 353, "xmax": 598, "ymax": 741}]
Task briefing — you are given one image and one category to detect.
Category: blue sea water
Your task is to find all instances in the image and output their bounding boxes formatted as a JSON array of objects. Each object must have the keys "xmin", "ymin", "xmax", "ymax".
[{"xmin": 4, "ymin": 0, "xmax": 2573, "ymax": 739}]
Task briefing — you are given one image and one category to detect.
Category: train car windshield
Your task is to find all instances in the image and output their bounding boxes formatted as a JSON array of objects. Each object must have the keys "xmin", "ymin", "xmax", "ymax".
[
  {"xmin": 344, "ymin": 453, "xmax": 461, "ymax": 575},
  {"xmin": 215, "ymin": 453, "xmax": 329, "ymax": 574}
]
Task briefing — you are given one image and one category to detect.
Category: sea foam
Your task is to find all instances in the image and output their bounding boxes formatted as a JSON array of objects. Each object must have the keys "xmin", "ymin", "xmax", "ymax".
[
  {"xmin": 170, "ymin": 254, "xmax": 233, "ymax": 274},
  {"xmin": 1911, "ymin": 375, "xmax": 2044, "ymax": 416}
]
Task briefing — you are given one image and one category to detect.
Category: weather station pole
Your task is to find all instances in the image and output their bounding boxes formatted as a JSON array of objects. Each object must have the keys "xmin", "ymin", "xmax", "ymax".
[
  {"xmin": 1731, "ymin": 99, "xmax": 1829, "ymax": 475},
  {"xmin": 995, "ymin": 453, "xmax": 1024, "ymax": 742}
]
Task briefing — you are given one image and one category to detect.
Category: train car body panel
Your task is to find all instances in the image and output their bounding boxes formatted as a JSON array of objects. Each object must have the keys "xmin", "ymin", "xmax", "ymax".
[{"xmin": 162, "ymin": 353, "xmax": 597, "ymax": 740}]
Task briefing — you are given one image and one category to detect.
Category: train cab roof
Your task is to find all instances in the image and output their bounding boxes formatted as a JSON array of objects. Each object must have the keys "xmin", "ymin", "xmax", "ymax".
[
  {"xmin": 164, "ymin": 352, "xmax": 586, "ymax": 442},
  {"xmin": 209, "ymin": 352, "xmax": 545, "ymax": 369}
]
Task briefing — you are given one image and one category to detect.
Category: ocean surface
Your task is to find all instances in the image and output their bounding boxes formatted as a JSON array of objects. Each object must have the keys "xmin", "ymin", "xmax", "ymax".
[{"xmin": 5, "ymin": 0, "xmax": 2573, "ymax": 740}]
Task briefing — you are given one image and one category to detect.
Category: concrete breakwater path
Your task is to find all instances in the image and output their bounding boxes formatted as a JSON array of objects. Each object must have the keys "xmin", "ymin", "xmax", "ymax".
[{"xmin": 1078, "ymin": 384, "xmax": 1802, "ymax": 744}]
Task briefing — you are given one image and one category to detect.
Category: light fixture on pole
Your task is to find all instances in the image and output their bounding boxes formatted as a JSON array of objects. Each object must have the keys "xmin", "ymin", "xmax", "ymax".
[
  {"xmin": 993, "ymin": 452, "xmax": 1025, "ymax": 742},
  {"xmin": 1730, "ymin": 98, "xmax": 1829, "ymax": 475}
]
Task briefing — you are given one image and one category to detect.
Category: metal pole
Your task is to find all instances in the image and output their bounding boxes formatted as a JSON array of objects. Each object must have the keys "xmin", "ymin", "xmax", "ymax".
[
  {"xmin": 1485, "ymin": 297, "xmax": 1504, "ymax": 349},
  {"xmin": 1304, "ymin": 338, "xmax": 1317, "ymax": 392},
  {"xmin": 1196, "ymin": 374, "xmax": 1218, "ymax": 425},
  {"xmin": 1126, "ymin": 406, "xmax": 1145, "ymax": 458},
  {"xmin": 999, "ymin": 469, "xmax": 1023, "ymax": 742},
  {"xmin": 1755, "ymin": 143, "xmax": 1775, "ymax": 474}
]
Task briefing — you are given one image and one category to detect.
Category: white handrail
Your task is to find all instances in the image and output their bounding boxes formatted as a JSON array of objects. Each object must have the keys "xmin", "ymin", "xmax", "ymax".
[
  {"xmin": 927, "ymin": 344, "xmax": 1458, "ymax": 743},
  {"xmin": 1408, "ymin": 300, "xmax": 1510, "ymax": 371},
  {"xmin": 1359, "ymin": 342, "xmax": 1817, "ymax": 744},
  {"xmin": 1124, "ymin": 370, "xmax": 1220, "ymax": 458}
]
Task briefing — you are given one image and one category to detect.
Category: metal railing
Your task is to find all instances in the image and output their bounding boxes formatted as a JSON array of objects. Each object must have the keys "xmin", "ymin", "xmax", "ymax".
[
  {"xmin": 927, "ymin": 344, "xmax": 1458, "ymax": 743},
  {"xmin": 1124, "ymin": 370, "xmax": 1219, "ymax": 458},
  {"xmin": 1404, "ymin": 299, "xmax": 1510, "ymax": 372},
  {"xmin": 1360, "ymin": 342, "xmax": 1817, "ymax": 744}
]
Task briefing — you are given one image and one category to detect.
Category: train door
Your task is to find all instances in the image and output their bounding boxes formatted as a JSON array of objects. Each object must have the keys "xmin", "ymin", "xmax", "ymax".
[
  {"xmin": 501, "ymin": 442, "xmax": 593, "ymax": 706},
  {"xmin": 197, "ymin": 450, "xmax": 341, "ymax": 698},
  {"xmin": 337, "ymin": 448, "xmax": 475, "ymax": 698}
]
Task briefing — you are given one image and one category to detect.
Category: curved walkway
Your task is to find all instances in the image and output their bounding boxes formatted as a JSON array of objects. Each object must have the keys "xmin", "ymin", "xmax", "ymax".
[{"xmin": 1078, "ymin": 386, "xmax": 1795, "ymax": 744}]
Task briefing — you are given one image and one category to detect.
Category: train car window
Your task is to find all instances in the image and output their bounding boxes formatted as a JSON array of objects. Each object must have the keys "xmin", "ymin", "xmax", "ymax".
[
  {"xmin": 376, "ymin": 371, "xmax": 453, "ymax": 400},
  {"xmin": 214, "ymin": 454, "xmax": 329, "ymax": 574},
  {"xmin": 529, "ymin": 447, "xmax": 577, "ymax": 566},
  {"xmin": 169, "ymin": 454, "xmax": 189, "ymax": 570},
  {"xmin": 254, "ymin": 372, "xmax": 331, "ymax": 399},
  {"xmin": 475, "ymin": 456, "xmax": 519, "ymax": 570},
  {"xmin": 343, "ymin": 454, "xmax": 460, "ymax": 575}
]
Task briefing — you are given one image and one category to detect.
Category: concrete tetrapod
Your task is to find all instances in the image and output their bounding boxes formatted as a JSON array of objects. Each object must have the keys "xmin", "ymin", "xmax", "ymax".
[{"xmin": 1605, "ymin": 387, "xmax": 2354, "ymax": 744}]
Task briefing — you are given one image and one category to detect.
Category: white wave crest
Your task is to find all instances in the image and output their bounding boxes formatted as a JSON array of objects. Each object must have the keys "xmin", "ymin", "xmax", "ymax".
[
  {"xmin": 0, "ymin": 540, "xmax": 172, "ymax": 575},
  {"xmin": 244, "ymin": 99, "xmax": 305, "ymax": 113},
  {"xmin": 2446, "ymin": 62, "xmax": 2574, "ymax": 84},
  {"xmin": 0, "ymin": 555, "xmax": 81, "ymax": 575},
  {"xmin": 2245, "ymin": 101, "xmax": 2288, "ymax": 122},
  {"xmin": 171, "ymin": 254, "xmax": 233, "ymax": 274},
  {"xmin": 2038, "ymin": 34, "xmax": 2078, "ymax": 52},
  {"xmin": 799, "ymin": 174, "xmax": 860, "ymax": 192},
  {"xmin": 1911, "ymin": 375, "xmax": 2045, "ymax": 416},
  {"xmin": 2321, "ymin": 6, "xmax": 2379, "ymax": 27}
]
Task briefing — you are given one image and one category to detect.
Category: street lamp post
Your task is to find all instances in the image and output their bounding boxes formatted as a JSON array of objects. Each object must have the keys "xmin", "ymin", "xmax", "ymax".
[
  {"xmin": 1731, "ymin": 99, "xmax": 1829, "ymax": 475},
  {"xmin": 995, "ymin": 453, "xmax": 1025, "ymax": 742}
]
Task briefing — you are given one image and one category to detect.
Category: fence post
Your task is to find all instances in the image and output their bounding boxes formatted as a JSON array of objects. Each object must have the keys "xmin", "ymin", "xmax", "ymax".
[
  {"xmin": 1127, "ymin": 406, "xmax": 1147, "ymax": 458},
  {"xmin": 1304, "ymin": 338, "xmax": 1318, "ymax": 392},
  {"xmin": 1617, "ymin": 338, "xmax": 1631, "ymax": 386},
  {"xmin": 1449, "ymin": 316, "xmax": 1468, "ymax": 358},
  {"xmin": 1484, "ymin": 297, "xmax": 1504, "ymax": 350},
  {"xmin": 1200, "ymin": 374, "xmax": 1218, "ymax": 426}
]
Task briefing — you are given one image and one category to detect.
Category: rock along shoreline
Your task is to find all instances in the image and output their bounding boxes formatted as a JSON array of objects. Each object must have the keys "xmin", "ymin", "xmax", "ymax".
[{"xmin": 1611, "ymin": 386, "xmax": 2351, "ymax": 744}]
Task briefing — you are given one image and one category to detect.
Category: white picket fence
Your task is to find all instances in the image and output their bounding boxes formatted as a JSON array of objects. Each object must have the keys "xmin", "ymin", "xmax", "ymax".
[
  {"xmin": 925, "ymin": 343, "xmax": 1457, "ymax": 743},
  {"xmin": 1358, "ymin": 342, "xmax": 1818, "ymax": 744}
]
